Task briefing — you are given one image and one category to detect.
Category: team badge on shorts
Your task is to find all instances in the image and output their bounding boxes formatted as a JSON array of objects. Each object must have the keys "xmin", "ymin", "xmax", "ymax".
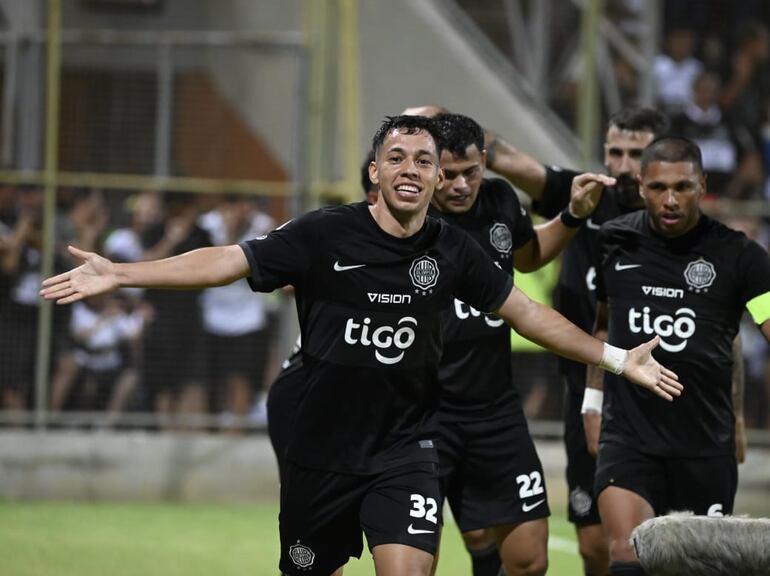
[
  {"xmin": 489, "ymin": 223, "xmax": 513, "ymax": 255},
  {"xmin": 569, "ymin": 487, "xmax": 592, "ymax": 516},
  {"xmin": 289, "ymin": 541, "xmax": 315, "ymax": 569},
  {"xmin": 684, "ymin": 258, "xmax": 716, "ymax": 293},
  {"xmin": 410, "ymin": 255, "xmax": 439, "ymax": 293}
]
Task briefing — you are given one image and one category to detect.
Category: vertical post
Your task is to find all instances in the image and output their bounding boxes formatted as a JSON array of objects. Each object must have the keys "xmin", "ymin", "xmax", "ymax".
[
  {"xmin": 35, "ymin": 0, "xmax": 61, "ymax": 429},
  {"xmin": 337, "ymin": 0, "xmax": 360, "ymax": 202},
  {"xmin": 1, "ymin": 32, "xmax": 18, "ymax": 167},
  {"xmin": 154, "ymin": 41, "xmax": 173, "ymax": 177},
  {"xmin": 303, "ymin": 0, "xmax": 329, "ymax": 209},
  {"xmin": 638, "ymin": 0, "xmax": 660, "ymax": 106},
  {"xmin": 577, "ymin": 0, "xmax": 603, "ymax": 169}
]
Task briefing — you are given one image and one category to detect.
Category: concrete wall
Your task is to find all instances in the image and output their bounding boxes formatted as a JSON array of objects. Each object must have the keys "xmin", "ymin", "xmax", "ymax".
[{"xmin": 2, "ymin": 432, "xmax": 769, "ymax": 516}]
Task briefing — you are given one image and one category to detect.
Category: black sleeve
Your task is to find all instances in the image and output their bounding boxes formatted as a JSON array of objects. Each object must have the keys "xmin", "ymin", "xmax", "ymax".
[
  {"xmin": 736, "ymin": 239, "xmax": 770, "ymax": 306},
  {"xmin": 452, "ymin": 228, "xmax": 514, "ymax": 312},
  {"xmin": 532, "ymin": 166, "xmax": 580, "ymax": 219},
  {"xmin": 509, "ymin": 188, "xmax": 536, "ymax": 250},
  {"xmin": 239, "ymin": 215, "xmax": 314, "ymax": 293},
  {"xmin": 594, "ymin": 226, "xmax": 609, "ymax": 303}
]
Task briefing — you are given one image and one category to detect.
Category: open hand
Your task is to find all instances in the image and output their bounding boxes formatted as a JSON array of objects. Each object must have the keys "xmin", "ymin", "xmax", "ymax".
[
  {"xmin": 622, "ymin": 336, "xmax": 682, "ymax": 400},
  {"xmin": 568, "ymin": 172, "xmax": 616, "ymax": 218},
  {"xmin": 39, "ymin": 246, "xmax": 119, "ymax": 305}
]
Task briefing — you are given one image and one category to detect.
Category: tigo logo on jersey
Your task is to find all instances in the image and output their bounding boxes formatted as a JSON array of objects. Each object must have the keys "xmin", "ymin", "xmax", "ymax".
[
  {"xmin": 344, "ymin": 316, "xmax": 417, "ymax": 365},
  {"xmin": 684, "ymin": 258, "xmax": 716, "ymax": 293},
  {"xmin": 454, "ymin": 298, "xmax": 504, "ymax": 327},
  {"xmin": 489, "ymin": 223, "xmax": 513, "ymax": 255},
  {"xmin": 289, "ymin": 541, "xmax": 315, "ymax": 568},
  {"xmin": 410, "ymin": 255, "xmax": 439, "ymax": 292},
  {"xmin": 628, "ymin": 306, "xmax": 696, "ymax": 352}
]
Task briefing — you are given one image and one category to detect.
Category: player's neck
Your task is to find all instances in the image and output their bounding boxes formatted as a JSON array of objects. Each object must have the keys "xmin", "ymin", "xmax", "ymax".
[{"xmin": 368, "ymin": 202, "xmax": 427, "ymax": 238}]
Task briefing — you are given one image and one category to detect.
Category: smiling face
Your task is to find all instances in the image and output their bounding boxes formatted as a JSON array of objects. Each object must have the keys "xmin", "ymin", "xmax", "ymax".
[
  {"xmin": 431, "ymin": 145, "xmax": 485, "ymax": 214},
  {"xmin": 640, "ymin": 160, "xmax": 704, "ymax": 237},
  {"xmin": 369, "ymin": 127, "xmax": 443, "ymax": 219}
]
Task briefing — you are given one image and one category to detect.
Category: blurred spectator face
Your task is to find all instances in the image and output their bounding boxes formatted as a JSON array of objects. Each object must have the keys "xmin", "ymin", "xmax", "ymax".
[
  {"xmin": 132, "ymin": 191, "xmax": 161, "ymax": 229},
  {"xmin": 692, "ymin": 73, "xmax": 720, "ymax": 109},
  {"xmin": 221, "ymin": 196, "xmax": 253, "ymax": 229},
  {"xmin": 433, "ymin": 145, "xmax": 485, "ymax": 214},
  {"xmin": 666, "ymin": 29, "xmax": 695, "ymax": 62},
  {"xmin": 604, "ymin": 126, "xmax": 655, "ymax": 207},
  {"xmin": 17, "ymin": 186, "xmax": 43, "ymax": 223},
  {"xmin": 747, "ymin": 25, "xmax": 770, "ymax": 61}
]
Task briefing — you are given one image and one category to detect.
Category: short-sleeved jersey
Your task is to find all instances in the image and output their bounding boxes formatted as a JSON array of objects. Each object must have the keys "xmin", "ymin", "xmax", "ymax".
[
  {"xmin": 430, "ymin": 178, "xmax": 535, "ymax": 420},
  {"xmin": 240, "ymin": 201, "xmax": 513, "ymax": 474},
  {"xmin": 535, "ymin": 166, "xmax": 639, "ymax": 391},
  {"xmin": 595, "ymin": 212, "xmax": 770, "ymax": 456}
]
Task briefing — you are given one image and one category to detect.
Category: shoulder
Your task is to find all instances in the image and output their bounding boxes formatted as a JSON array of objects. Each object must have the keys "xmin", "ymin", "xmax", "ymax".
[
  {"xmin": 702, "ymin": 215, "xmax": 764, "ymax": 256},
  {"xmin": 599, "ymin": 210, "xmax": 645, "ymax": 237},
  {"xmin": 480, "ymin": 177, "xmax": 524, "ymax": 211}
]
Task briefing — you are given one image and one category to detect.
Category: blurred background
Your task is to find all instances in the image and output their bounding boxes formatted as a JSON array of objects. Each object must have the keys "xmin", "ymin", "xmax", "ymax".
[{"xmin": 0, "ymin": 0, "xmax": 768, "ymax": 532}]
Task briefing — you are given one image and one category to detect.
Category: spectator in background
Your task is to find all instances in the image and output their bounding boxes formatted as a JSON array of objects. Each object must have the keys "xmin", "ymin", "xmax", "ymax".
[
  {"xmin": 653, "ymin": 28, "xmax": 704, "ymax": 115},
  {"xmin": 140, "ymin": 192, "xmax": 211, "ymax": 425},
  {"xmin": 671, "ymin": 71, "xmax": 763, "ymax": 198},
  {"xmin": 198, "ymin": 195, "xmax": 275, "ymax": 432},
  {"xmin": 104, "ymin": 191, "xmax": 163, "ymax": 264},
  {"xmin": 50, "ymin": 292, "xmax": 148, "ymax": 420},
  {"xmin": 720, "ymin": 22, "xmax": 770, "ymax": 150}
]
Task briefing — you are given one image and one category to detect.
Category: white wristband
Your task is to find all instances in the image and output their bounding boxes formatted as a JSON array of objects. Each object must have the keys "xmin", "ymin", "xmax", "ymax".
[
  {"xmin": 599, "ymin": 342, "xmax": 627, "ymax": 375},
  {"xmin": 581, "ymin": 388, "xmax": 604, "ymax": 415}
]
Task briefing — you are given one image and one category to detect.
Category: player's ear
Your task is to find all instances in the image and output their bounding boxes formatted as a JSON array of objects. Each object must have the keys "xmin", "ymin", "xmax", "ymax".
[
  {"xmin": 368, "ymin": 160, "xmax": 379, "ymax": 186},
  {"xmin": 436, "ymin": 166, "xmax": 445, "ymax": 190}
]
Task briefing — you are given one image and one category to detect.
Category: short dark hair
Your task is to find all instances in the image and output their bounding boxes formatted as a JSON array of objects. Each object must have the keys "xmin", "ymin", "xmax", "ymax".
[
  {"xmin": 360, "ymin": 149, "xmax": 376, "ymax": 195},
  {"xmin": 433, "ymin": 112, "xmax": 485, "ymax": 158},
  {"xmin": 640, "ymin": 136, "xmax": 703, "ymax": 176},
  {"xmin": 608, "ymin": 107, "xmax": 670, "ymax": 138},
  {"xmin": 371, "ymin": 115, "xmax": 445, "ymax": 156}
]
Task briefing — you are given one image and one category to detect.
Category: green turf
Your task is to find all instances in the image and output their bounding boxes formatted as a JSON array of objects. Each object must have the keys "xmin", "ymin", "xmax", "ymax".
[{"xmin": 0, "ymin": 502, "xmax": 582, "ymax": 575}]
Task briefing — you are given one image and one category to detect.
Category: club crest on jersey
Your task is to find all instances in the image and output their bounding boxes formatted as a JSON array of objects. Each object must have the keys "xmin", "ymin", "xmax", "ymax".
[
  {"xmin": 570, "ymin": 487, "xmax": 592, "ymax": 516},
  {"xmin": 410, "ymin": 255, "xmax": 439, "ymax": 294},
  {"xmin": 684, "ymin": 258, "xmax": 716, "ymax": 293},
  {"xmin": 289, "ymin": 541, "xmax": 315, "ymax": 569},
  {"xmin": 489, "ymin": 223, "xmax": 513, "ymax": 255}
]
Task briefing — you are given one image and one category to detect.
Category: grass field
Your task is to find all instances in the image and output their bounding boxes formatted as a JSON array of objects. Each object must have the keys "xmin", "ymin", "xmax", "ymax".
[{"xmin": 0, "ymin": 502, "xmax": 582, "ymax": 575}]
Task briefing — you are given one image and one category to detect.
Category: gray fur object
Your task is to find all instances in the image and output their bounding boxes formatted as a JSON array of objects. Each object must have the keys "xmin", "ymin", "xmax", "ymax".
[{"xmin": 631, "ymin": 512, "xmax": 770, "ymax": 576}]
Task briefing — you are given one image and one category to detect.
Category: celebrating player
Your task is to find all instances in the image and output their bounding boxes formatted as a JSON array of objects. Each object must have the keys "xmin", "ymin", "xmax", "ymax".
[
  {"xmin": 40, "ymin": 115, "xmax": 679, "ymax": 576},
  {"xmin": 587, "ymin": 136, "xmax": 770, "ymax": 576}
]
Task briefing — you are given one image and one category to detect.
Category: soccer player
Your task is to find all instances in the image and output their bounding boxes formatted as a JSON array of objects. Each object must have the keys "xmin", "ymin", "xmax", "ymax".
[
  {"xmin": 482, "ymin": 107, "xmax": 669, "ymax": 576},
  {"xmin": 427, "ymin": 112, "xmax": 611, "ymax": 576},
  {"xmin": 40, "ymin": 115, "xmax": 679, "ymax": 576},
  {"xmin": 586, "ymin": 136, "xmax": 770, "ymax": 576}
]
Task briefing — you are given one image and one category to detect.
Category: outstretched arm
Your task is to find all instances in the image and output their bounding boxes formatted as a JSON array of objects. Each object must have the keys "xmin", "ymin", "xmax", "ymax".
[
  {"xmin": 495, "ymin": 286, "xmax": 681, "ymax": 399},
  {"xmin": 514, "ymin": 173, "xmax": 612, "ymax": 272},
  {"xmin": 40, "ymin": 244, "xmax": 250, "ymax": 304}
]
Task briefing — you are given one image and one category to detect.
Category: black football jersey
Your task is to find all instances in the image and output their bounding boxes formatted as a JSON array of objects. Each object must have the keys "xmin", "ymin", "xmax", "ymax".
[
  {"xmin": 596, "ymin": 212, "xmax": 770, "ymax": 456},
  {"xmin": 535, "ymin": 166, "xmax": 640, "ymax": 391},
  {"xmin": 240, "ymin": 201, "xmax": 513, "ymax": 474},
  {"xmin": 430, "ymin": 178, "xmax": 535, "ymax": 420}
]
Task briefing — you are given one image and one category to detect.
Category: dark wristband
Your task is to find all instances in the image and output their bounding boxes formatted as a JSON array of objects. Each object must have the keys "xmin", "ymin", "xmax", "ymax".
[{"xmin": 560, "ymin": 208, "xmax": 586, "ymax": 228}]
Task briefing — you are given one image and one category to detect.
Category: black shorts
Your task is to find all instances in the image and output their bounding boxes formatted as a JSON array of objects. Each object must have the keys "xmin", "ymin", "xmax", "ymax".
[
  {"xmin": 594, "ymin": 441, "xmax": 738, "ymax": 516},
  {"xmin": 204, "ymin": 329, "xmax": 270, "ymax": 402},
  {"xmin": 279, "ymin": 461, "xmax": 441, "ymax": 575},
  {"xmin": 142, "ymin": 314, "xmax": 205, "ymax": 396},
  {"xmin": 438, "ymin": 410, "xmax": 550, "ymax": 533},
  {"xmin": 563, "ymin": 384, "xmax": 601, "ymax": 526}
]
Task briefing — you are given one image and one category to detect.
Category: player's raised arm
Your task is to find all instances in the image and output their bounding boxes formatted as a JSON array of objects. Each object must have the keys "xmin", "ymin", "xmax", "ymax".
[
  {"xmin": 40, "ymin": 244, "xmax": 250, "ymax": 304},
  {"xmin": 514, "ymin": 172, "xmax": 613, "ymax": 272},
  {"xmin": 495, "ymin": 286, "xmax": 681, "ymax": 399}
]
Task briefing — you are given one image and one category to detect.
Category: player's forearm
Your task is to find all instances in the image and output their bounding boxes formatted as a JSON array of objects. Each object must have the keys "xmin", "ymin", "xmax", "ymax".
[
  {"xmin": 485, "ymin": 135, "xmax": 547, "ymax": 200},
  {"xmin": 516, "ymin": 218, "xmax": 578, "ymax": 272},
  {"xmin": 116, "ymin": 245, "xmax": 248, "ymax": 290},
  {"xmin": 586, "ymin": 327, "xmax": 608, "ymax": 392}
]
